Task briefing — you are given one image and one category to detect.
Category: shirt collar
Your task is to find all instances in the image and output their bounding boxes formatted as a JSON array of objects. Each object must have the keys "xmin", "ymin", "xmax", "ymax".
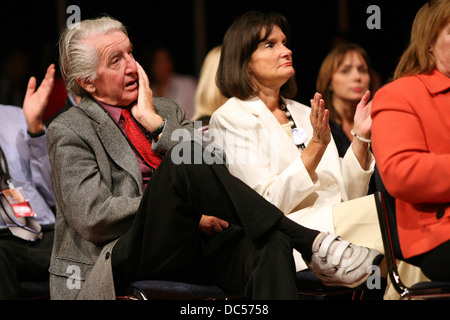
[
  {"xmin": 417, "ymin": 69, "xmax": 450, "ymax": 95},
  {"xmin": 94, "ymin": 99, "xmax": 131, "ymax": 124}
]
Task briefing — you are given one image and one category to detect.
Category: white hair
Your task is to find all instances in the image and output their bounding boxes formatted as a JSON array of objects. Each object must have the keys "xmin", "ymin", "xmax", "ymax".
[{"xmin": 59, "ymin": 16, "xmax": 128, "ymax": 97}]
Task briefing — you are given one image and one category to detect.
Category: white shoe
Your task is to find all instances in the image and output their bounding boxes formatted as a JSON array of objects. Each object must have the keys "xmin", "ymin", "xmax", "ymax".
[{"xmin": 307, "ymin": 232, "xmax": 383, "ymax": 288}]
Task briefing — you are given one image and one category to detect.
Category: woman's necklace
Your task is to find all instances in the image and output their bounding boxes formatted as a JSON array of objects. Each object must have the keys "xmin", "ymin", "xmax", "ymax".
[{"xmin": 279, "ymin": 99, "xmax": 307, "ymax": 151}]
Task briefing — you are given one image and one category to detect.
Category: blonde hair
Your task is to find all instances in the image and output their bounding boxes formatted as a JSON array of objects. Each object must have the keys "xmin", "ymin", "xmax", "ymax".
[
  {"xmin": 394, "ymin": 0, "xmax": 450, "ymax": 79},
  {"xmin": 59, "ymin": 16, "xmax": 128, "ymax": 97},
  {"xmin": 191, "ymin": 46, "xmax": 228, "ymax": 121}
]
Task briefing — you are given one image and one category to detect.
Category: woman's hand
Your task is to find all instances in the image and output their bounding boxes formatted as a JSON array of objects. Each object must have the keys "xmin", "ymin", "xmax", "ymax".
[
  {"xmin": 352, "ymin": 90, "xmax": 372, "ymax": 140},
  {"xmin": 130, "ymin": 62, "xmax": 163, "ymax": 132},
  {"xmin": 309, "ymin": 92, "xmax": 331, "ymax": 146},
  {"xmin": 351, "ymin": 90, "xmax": 372, "ymax": 169},
  {"xmin": 300, "ymin": 92, "xmax": 331, "ymax": 181}
]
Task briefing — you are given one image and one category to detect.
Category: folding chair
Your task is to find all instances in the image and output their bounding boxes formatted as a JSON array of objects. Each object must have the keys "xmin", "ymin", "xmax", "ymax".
[
  {"xmin": 117, "ymin": 280, "xmax": 243, "ymax": 300},
  {"xmin": 374, "ymin": 191, "xmax": 450, "ymax": 300},
  {"xmin": 295, "ymin": 270, "xmax": 368, "ymax": 300},
  {"xmin": 117, "ymin": 269, "xmax": 371, "ymax": 300}
]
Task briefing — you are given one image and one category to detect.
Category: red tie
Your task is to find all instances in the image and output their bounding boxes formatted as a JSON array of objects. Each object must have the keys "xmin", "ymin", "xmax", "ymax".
[{"xmin": 121, "ymin": 108, "xmax": 162, "ymax": 169}]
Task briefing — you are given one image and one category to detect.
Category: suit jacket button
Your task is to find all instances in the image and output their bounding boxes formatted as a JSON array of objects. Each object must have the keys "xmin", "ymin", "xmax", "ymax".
[
  {"xmin": 105, "ymin": 252, "xmax": 111, "ymax": 259},
  {"xmin": 436, "ymin": 208, "xmax": 445, "ymax": 219}
]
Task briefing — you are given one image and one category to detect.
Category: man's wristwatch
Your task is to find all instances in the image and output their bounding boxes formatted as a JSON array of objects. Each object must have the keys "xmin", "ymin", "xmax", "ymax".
[{"xmin": 150, "ymin": 120, "xmax": 166, "ymax": 139}]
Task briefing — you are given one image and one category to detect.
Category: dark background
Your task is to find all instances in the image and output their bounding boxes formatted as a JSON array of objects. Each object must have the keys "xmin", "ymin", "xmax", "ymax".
[{"xmin": 0, "ymin": 0, "xmax": 426, "ymax": 107}]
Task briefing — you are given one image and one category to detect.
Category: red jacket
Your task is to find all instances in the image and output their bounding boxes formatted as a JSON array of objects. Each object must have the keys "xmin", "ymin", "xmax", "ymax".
[{"xmin": 372, "ymin": 69, "xmax": 450, "ymax": 259}]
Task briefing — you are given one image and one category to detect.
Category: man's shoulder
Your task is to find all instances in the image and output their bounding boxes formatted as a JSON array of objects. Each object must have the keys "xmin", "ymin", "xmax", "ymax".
[
  {"xmin": 47, "ymin": 105, "xmax": 95, "ymax": 137},
  {"xmin": 154, "ymin": 97, "xmax": 179, "ymax": 108},
  {"xmin": 153, "ymin": 97, "xmax": 184, "ymax": 117},
  {"xmin": 51, "ymin": 105, "xmax": 85, "ymax": 124}
]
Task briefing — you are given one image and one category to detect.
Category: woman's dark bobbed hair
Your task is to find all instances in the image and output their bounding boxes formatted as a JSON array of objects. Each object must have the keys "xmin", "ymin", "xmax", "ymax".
[{"xmin": 217, "ymin": 11, "xmax": 297, "ymax": 100}]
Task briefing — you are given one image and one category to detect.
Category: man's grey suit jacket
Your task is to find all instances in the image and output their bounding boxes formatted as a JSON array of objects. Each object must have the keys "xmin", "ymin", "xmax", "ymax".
[{"xmin": 47, "ymin": 95, "xmax": 193, "ymax": 299}]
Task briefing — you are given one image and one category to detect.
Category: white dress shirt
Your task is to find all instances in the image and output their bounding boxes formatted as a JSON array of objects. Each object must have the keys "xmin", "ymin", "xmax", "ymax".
[{"xmin": 0, "ymin": 105, "xmax": 55, "ymax": 229}]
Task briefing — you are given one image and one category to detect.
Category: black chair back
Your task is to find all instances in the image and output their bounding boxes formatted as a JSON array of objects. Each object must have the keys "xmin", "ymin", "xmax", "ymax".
[
  {"xmin": 374, "ymin": 168, "xmax": 403, "ymax": 260},
  {"xmin": 374, "ymin": 191, "xmax": 409, "ymax": 296}
]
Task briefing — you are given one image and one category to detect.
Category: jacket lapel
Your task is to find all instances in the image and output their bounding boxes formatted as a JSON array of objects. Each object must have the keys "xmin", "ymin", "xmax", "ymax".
[
  {"xmin": 241, "ymin": 98, "xmax": 301, "ymax": 171},
  {"xmin": 79, "ymin": 97, "xmax": 143, "ymax": 193}
]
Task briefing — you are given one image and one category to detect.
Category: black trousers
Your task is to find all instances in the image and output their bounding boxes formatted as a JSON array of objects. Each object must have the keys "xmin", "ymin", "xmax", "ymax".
[
  {"xmin": 407, "ymin": 240, "xmax": 450, "ymax": 281},
  {"xmin": 0, "ymin": 228, "xmax": 53, "ymax": 299},
  {"xmin": 112, "ymin": 141, "xmax": 318, "ymax": 299}
]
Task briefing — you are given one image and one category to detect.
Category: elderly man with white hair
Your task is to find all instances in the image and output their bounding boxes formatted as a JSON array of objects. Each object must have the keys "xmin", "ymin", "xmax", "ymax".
[{"xmin": 47, "ymin": 16, "xmax": 382, "ymax": 300}]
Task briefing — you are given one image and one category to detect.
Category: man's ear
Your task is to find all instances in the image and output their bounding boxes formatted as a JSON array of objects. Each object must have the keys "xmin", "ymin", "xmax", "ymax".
[{"xmin": 77, "ymin": 77, "xmax": 96, "ymax": 94}]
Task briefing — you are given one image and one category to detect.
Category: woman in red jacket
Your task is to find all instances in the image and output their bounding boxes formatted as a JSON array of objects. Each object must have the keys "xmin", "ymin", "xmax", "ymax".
[{"xmin": 371, "ymin": 0, "xmax": 450, "ymax": 281}]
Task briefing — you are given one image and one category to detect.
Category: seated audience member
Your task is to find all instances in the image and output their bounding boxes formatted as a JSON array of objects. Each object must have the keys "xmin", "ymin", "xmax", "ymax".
[
  {"xmin": 209, "ymin": 11, "xmax": 382, "ymax": 272},
  {"xmin": 372, "ymin": 0, "xmax": 450, "ymax": 281},
  {"xmin": 316, "ymin": 42, "xmax": 378, "ymax": 194},
  {"xmin": 316, "ymin": 43, "xmax": 376, "ymax": 157},
  {"xmin": 47, "ymin": 16, "xmax": 382, "ymax": 300},
  {"xmin": 0, "ymin": 64, "xmax": 56, "ymax": 299},
  {"xmin": 149, "ymin": 47, "xmax": 197, "ymax": 119},
  {"xmin": 191, "ymin": 45, "xmax": 228, "ymax": 130}
]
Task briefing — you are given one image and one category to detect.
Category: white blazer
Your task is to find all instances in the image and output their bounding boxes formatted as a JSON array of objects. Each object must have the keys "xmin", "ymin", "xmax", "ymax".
[{"xmin": 209, "ymin": 97, "xmax": 375, "ymax": 270}]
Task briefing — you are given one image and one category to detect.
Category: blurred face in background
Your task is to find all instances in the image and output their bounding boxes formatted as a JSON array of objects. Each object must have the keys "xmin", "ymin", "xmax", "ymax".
[
  {"xmin": 330, "ymin": 51, "xmax": 370, "ymax": 104},
  {"xmin": 151, "ymin": 49, "xmax": 174, "ymax": 84}
]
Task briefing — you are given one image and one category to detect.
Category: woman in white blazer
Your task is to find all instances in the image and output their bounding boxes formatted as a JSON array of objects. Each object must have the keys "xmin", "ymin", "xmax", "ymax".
[{"xmin": 209, "ymin": 11, "xmax": 381, "ymax": 271}]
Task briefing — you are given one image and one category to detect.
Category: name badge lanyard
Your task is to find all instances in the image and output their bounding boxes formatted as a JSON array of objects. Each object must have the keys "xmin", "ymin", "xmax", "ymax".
[
  {"xmin": 280, "ymin": 102, "xmax": 307, "ymax": 151},
  {"xmin": 0, "ymin": 146, "xmax": 10, "ymax": 190},
  {"xmin": 0, "ymin": 146, "xmax": 42, "ymax": 240}
]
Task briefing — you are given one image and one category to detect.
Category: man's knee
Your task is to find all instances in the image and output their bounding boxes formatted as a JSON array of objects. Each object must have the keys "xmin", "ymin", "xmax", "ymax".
[{"xmin": 169, "ymin": 140, "xmax": 225, "ymax": 166}]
